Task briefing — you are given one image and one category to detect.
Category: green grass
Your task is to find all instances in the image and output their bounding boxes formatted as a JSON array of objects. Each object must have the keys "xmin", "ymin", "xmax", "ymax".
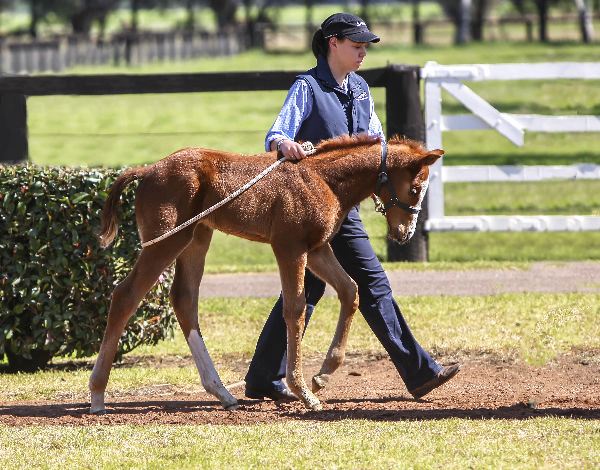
[{"xmin": 2, "ymin": 419, "xmax": 600, "ymax": 469}]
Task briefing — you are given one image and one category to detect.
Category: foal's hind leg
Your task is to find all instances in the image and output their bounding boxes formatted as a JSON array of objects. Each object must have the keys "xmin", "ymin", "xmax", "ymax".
[
  {"xmin": 170, "ymin": 225, "xmax": 238, "ymax": 410},
  {"xmin": 306, "ymin": 244, "xmax": 359, "ymax": 393},
  {"xmin": 89, "ymin": 242, "xmax": 183, "ymax": 415}
]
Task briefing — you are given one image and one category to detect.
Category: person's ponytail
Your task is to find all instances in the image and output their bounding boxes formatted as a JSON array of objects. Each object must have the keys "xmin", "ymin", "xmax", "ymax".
[{"xmin": 311, "ymin": 29, "xmax": 329, "ymax": 58}]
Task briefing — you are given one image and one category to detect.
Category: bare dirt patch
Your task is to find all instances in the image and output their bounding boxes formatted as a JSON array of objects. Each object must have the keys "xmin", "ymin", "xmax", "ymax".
[{"xmin": 2, "ymin": 352, "xmax": 599, "ymax": 426}]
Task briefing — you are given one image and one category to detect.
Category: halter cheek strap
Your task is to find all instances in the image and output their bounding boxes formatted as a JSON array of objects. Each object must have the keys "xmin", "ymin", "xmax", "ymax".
[{"xmin": 373, "ymin": 140, "xmax": 421, "ymax": 215}]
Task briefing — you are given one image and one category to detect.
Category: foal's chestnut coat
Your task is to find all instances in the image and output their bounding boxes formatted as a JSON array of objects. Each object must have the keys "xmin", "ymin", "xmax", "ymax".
[{"xmin": 89, "ymin": 135, "xmax": 443, "ymax": 412}]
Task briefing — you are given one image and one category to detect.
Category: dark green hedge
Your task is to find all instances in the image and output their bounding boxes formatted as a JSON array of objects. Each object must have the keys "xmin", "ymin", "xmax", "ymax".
[{"xmin": 0, "ymin": 164, "xmax": 176, "ymax": 371}]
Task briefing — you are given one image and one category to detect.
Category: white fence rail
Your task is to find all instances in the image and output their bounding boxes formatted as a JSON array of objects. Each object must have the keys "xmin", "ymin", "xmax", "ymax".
[
  {"xmin": 422, "ymin": 61, "xmax": 600, "ymax": 233},
  {"xmin": 443, "ymin": 164, "xmax": 600, "ymax": 183}
]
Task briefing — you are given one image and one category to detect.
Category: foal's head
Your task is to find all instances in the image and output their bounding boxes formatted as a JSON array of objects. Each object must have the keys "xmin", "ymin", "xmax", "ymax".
[{"xmin": 376, "ymin": 137, "xmax": 444, "ymax": 244}]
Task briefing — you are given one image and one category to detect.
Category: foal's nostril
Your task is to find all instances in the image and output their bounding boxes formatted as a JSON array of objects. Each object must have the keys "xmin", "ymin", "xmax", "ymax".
[
  {"xmin": 391, "ymin": 225, "xmax": 408, "ymax": 244},
  {"xmin": 401, "ymin": 230, "xmax": 412, "ymax": 244}
]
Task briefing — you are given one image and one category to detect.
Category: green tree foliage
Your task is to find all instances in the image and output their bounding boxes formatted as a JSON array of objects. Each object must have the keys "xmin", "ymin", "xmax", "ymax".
[
  {"xmin": 24, "ymin": 0, "xmax": 119, "ymax": 37},
  {"xmin": 0, "ymin": 165, "xmax": 176, "ymax": 371}
]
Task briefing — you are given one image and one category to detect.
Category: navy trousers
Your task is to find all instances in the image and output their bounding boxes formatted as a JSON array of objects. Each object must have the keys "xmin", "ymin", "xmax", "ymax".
[{"xmin": 245, "ymin": 206, "xmax": 442, "ymax": 392}]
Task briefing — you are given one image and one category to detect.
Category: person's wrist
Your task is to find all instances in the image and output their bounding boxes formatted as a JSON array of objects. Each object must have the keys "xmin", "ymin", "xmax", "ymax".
[{"xmin": 276, "ymin": 139, "xmax": 286, "ymax": 152}]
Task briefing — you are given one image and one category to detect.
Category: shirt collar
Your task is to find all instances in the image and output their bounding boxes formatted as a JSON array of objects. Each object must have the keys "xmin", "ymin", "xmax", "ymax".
[
  {"xmin": 341, "ymin": 75, "xmax": 349, "ymax": 91},
  {"xmin": 315, "ymin": 55, "xmax": 349, "ymax": 94}
]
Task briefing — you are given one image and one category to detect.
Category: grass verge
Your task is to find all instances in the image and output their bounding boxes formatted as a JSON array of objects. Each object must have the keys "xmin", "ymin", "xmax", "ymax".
[{"xmin": 2, "ymin": 418, "xmax": 600, "ymax": 469}]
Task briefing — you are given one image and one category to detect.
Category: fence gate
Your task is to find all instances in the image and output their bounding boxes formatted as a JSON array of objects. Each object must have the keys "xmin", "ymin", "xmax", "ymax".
[{"xmin": 422, "ymin": 61, "xmax": 600, "ymax": 233}]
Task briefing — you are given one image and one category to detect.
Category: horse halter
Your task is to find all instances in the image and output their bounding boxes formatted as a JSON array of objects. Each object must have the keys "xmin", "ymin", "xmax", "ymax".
[{"xmin": 372, "ymin": 140, "xmax": 421, "ymax": 216}]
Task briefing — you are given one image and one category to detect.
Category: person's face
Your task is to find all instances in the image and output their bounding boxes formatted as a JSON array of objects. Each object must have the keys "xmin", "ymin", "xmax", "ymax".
[{"xmin": 329, "ymin": 37, "xmax": 368, "ymax": 73}]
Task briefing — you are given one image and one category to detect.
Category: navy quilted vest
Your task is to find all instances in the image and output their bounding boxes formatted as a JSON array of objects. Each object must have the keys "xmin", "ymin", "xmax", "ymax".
[{"xmin": 295, "ymin": 55, "xmax": 372, "ymax": 145}]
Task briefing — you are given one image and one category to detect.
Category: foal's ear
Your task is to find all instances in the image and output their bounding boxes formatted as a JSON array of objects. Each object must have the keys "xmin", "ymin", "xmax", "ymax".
[{"xmin": 420, "ymin": 149, "xmax": 444, "ymax": 167}]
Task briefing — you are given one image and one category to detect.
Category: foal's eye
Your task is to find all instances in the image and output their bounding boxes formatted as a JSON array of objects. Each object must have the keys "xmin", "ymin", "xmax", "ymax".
[{"xmin": 410, "ymin": 187, "xmax": 419, "ymax": 196}]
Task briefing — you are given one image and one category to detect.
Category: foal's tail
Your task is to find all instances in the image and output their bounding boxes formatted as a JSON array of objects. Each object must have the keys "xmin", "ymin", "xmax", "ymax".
[{"xmin": 98, "ymin": 168, "xmax": 144, "ymax": 249}]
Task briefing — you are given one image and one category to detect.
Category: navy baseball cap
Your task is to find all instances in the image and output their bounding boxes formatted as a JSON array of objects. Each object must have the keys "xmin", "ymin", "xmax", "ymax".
[{"xmin": 321, "ymin": 13, "xmax": 380, "ymax": 43}]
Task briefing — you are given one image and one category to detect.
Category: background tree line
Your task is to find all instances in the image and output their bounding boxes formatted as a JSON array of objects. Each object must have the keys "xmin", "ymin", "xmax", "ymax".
[{"xmin": 0, "ymin": 0, "xmax": 596, "ymax": 45}]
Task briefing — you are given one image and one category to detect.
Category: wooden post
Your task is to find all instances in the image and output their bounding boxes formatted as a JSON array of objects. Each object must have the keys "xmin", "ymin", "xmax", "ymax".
[
  {"xmin": 384, "ymin": 64, "xmax": 428, "ymax": 262},
  {"xmin": 0, "ymin": 93, "xmax": 28, "ymax": 163}
]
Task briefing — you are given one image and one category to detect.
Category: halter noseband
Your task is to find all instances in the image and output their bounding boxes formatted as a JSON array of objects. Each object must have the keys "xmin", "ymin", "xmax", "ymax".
[{"xmin": 373, "ymin": 140, "xmax": 421, "ymax": 216}]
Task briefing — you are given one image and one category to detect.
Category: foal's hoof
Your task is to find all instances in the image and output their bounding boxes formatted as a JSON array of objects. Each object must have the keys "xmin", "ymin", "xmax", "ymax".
[
  {"xmin": 220, "ymin": 396, "xmax": 239, "ymax": 411},
  {"xmin": 303, "ymin": 394, "xmax": 322, "ymax": 411},
  {"xmin": 312, "ymin": 374, "xmax": 330, "ymax": 393},
  {"xmin": 308, "ymin": 399, "xmax": 323, "ymax": 411}
]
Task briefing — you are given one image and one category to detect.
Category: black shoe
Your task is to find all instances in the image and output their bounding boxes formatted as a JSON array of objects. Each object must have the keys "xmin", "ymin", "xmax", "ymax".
[
  {"xmin": 409, "ymin": 364, "xmax": 461, "ymax": 399},
  {"xmin": 245, "ymin": 384, "xmax": 298, "ymax": 402}
]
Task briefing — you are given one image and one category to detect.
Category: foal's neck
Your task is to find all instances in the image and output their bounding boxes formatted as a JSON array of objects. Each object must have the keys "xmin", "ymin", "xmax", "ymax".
[{"xmin": 318, "ymin": 146, "xmax": 382, "ymax": 208}]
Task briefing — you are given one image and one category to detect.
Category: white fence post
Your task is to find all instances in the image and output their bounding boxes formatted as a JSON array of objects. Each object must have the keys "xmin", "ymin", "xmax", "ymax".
[{"xmin": 424, "ymin": 62, "xmax": 445, "ymax": 220}]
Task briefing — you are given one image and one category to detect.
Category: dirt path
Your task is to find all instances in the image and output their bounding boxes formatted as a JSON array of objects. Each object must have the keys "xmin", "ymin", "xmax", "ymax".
[{"xmin": 199, "ymin": 261, "xmax": 600, "ymax": 298}]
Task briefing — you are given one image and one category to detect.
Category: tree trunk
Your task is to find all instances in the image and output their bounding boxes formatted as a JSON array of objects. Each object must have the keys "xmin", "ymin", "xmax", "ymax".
[
  {"xmin": 209, "ymin": 0, "xmax": 238, "ymax": 30},
  {"xmin": 412, "ymin": 0, "xmax": 423, "ymax": 45},
  {"xmin": 360, "ymin": 0, "xmax": 371, "ymax": 25},
  {"xmin": 455, "ymin": 0, "xmax": 472, "ymax": 44},
  {"xmin": 573, "ymin": 0, "xmax": 595, "ymax": 43},
  {"xmin": 28, "ymin": 0, "xmax": 40, "ymax": 38},
  {"xmin": 305, "ymin": 0, "xmax": 314, "ymax": 50},
  {"xmin": 185, "ymin": 0, "xmax": 196, "ymax": 30},
  {"xmin": 471, "ymin": 0, "xmax": 488, "ymax": 41},
  {"xmin": 536, "ymin": 0, "xmax": 549, "ymax": 42},
  {"xmin": 130, "ymin": 0, "xmax": 139, "ymax": 33}
]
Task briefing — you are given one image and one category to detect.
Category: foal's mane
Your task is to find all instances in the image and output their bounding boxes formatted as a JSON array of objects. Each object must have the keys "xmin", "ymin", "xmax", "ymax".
[
  {"xmin": 311, "ymin": 134, "xmax": 426, "ymax": 156},
  {"xmin": 387, "ymin": 135, "xmax": 428, "ymax": 153},
  {"xmin": 313, "ymin": 134, "xmax": 376, "ymax": 154}
]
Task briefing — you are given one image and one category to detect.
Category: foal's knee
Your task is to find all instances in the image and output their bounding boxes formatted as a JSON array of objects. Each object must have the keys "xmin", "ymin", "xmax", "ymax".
[{"xmin": 283, "ymin": 299, "xmax": 308, "ymax": 328}]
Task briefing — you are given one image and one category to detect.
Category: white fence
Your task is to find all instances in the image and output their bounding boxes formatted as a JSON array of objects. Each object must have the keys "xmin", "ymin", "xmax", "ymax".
[{"xmin": 422, "ymin": 61, "xmax": 600, "ymax": 233}]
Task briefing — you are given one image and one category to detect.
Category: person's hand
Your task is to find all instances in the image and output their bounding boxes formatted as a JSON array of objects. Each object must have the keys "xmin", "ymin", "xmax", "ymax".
[{"xmin": 278, "ymin": 139, "xmax": 307, "ymax": 161}]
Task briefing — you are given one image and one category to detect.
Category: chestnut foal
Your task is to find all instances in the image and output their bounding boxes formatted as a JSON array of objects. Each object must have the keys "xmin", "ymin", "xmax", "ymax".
[{"xmin": 89, "ymin": 134, "xmax": 443, "ymax": 413}]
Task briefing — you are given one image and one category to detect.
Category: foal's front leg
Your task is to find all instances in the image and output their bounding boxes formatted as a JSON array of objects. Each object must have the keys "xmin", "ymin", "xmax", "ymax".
[
  {"xmin": 307, "ymin": 244, "xmax": 359, "ymax": 393},
  {"xmin": 274, "ymin": 249, "xmax": 322, "ymax": 410}
]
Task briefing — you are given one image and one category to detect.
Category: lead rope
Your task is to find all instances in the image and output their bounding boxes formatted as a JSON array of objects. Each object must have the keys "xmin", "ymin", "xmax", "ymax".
[{"xmin": 141, "ymin": 142, "xmax": 316, "ymax": 248}]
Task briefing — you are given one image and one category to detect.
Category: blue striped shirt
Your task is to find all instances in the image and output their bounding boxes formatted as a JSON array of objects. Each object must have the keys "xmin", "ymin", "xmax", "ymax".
[{"xmin": 265, "ymin": 78, "xmax": 385, "ymax": 151}]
